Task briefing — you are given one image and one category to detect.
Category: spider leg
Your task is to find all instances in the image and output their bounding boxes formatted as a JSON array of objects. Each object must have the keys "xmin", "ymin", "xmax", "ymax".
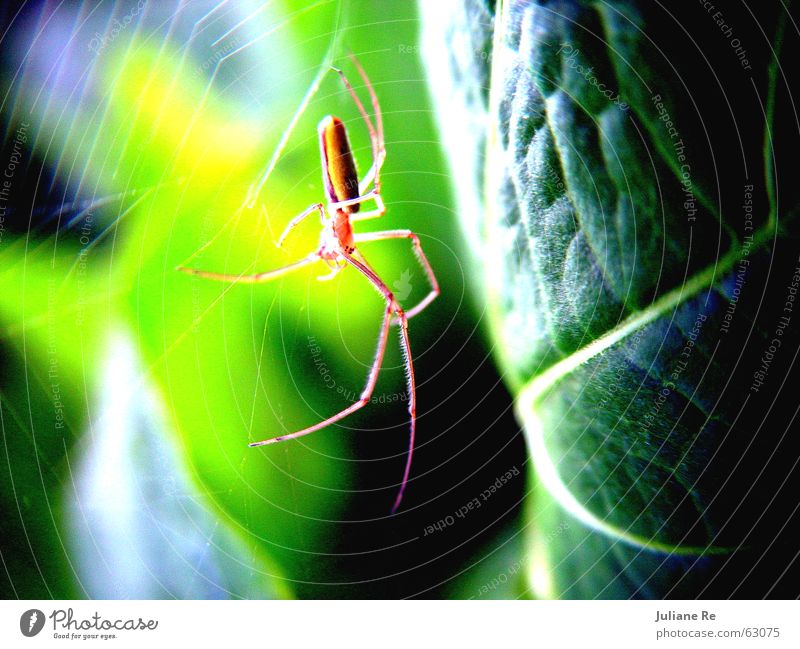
[
  {"xmin": 328, "ymin": 190, "xmax": 385, "ymax": 222},
  {"xmin": 340, "ymin": 250, "xmax": 416, "ymax": 513},
  {"xmin": 332, "ymin": 56, "xmax": 386, "ymax": 198},
  {"xmin": 354, "ymin": 229, "xmax": 440, "ymax": 321},
  {"xmin": 393, "ymin": 304, "xmax": 416, "ymax": 513},
  {"xmin": 347, "ymin": 53, "xmax": 385, "ymax": 193},
  {"xmin": 276, "ymin": 202, "xmax": 325, "ymax": 247},
  {"xmin": 250, "ymin": 286, "xmax": 393, "ymax": 445},
  {"xmin": 317, "ymin": 258, "xmax": 345, "ymax": 281},
  {"xmin": 177, "ymin": 253, "xmax": 318, "ymax": 283},
  {"xmin": 349, "ymin": 193, "xmax": 385, "ymax": 222}
]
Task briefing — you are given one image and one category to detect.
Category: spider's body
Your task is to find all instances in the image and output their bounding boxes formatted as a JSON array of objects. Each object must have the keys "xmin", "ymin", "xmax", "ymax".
[
  {"xmin": 178, "ymin": 57, "xmax": 439, "ymax": 512},
  {"xmin": 320, "ymin": 115, "xmax": 361, "ymax": 213},
  {"xmin": 317, "ymin": 115, "xmax": 359, "ymax": 263}
]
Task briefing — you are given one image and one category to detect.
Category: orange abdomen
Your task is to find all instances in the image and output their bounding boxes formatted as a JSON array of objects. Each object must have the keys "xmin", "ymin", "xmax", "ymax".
[{"xmin": 319, "ymin": 115, "xmax": 360, "ymax": 213}]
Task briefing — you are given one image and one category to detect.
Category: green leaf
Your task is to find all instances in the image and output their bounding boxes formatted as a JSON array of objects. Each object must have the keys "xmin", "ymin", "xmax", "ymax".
[{"xmin": 424, "ymin": 0, "xmax": 800, "ymax": 596}]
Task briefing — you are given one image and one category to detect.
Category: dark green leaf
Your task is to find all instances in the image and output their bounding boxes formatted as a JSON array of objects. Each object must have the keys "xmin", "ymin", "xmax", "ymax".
[{"xmin": 424, "ymin": 0, "xmax": 800, "ymax": 596}]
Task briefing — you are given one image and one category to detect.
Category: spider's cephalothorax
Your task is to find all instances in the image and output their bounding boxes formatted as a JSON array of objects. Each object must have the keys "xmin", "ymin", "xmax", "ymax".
[
  {"xmin": 178, "ymin": 57, "xmax": 439, "ymax": 512},
  {"xmin": 317, "ymin": 210, "xmax": 354, "ymax": 273},
  {"xmin": 317, "ymin": 210, "xmax": 355, "ymax": 262}
]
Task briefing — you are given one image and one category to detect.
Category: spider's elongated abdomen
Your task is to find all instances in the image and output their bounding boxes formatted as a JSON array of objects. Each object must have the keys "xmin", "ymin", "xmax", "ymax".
[{"xmin": 319, "ymin": 115, "xmax": 360, "ymax": 213}]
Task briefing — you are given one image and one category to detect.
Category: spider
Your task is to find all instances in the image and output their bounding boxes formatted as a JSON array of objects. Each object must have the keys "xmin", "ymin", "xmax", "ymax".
[{"xmin": 178, "ymin": 55, "xmax": 439, "ymax": 513}]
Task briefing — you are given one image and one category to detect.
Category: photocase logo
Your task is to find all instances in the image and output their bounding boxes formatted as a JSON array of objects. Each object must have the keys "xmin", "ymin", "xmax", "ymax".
[
  {"xmin": 20, "ymin": 609, "xmax": 45, "ymax": 637},
  {"xmin": 393, "ymin": 269, "xmax": 413, "ymax": 301}
]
